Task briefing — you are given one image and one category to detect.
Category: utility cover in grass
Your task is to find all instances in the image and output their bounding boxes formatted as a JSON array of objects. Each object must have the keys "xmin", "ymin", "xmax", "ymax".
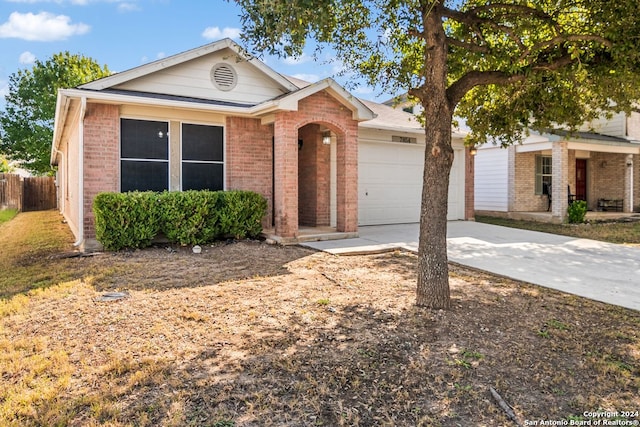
[{"xmin": 95, "ymin": 292, "xmax": 129, "ymax": 302}]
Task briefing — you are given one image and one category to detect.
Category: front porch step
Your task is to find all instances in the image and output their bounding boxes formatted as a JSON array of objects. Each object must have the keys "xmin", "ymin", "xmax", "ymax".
[{"xmin": 262, "ymin": 229, "xmax": 358, "ymax": 245}]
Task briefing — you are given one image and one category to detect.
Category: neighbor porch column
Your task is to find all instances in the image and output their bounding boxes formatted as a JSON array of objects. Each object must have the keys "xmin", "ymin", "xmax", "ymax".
[
  {"xmin": 551, "ymin": 141, "xmax": 569, "ymax": 222},
  {"xmin": 625, "ymin": 154, "xmax": 634, "ymax": 213},
  {"xmin": 273, "ymin": 117, "xmax": 298, "ymax": 238},
  {"xmin": 507, "ymin": 145, "xmax": 516, "ymax": 211}
]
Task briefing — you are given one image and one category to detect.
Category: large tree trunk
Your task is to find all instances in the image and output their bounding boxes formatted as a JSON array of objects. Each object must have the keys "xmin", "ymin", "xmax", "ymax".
[{"xmin": 415, "ymin": 2, "xmax": 454, "ymax": 309}]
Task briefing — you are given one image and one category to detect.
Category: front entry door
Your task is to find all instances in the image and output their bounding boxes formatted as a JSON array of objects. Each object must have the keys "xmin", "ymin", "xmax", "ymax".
[{"xmin": 575, "ymin": 159, "xmax": 587, "ymax": 201}]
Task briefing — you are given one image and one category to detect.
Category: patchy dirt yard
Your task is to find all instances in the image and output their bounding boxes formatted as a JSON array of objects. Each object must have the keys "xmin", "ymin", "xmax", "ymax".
[{"xmin": 1, "ymin": 212, "xmax": 639, "ymax": 426}]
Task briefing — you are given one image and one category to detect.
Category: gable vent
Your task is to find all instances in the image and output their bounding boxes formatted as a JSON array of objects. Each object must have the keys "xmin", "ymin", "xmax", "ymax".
[{"xmin": 211, "ymin": 63, "xmax": 237, "ymax": 91}]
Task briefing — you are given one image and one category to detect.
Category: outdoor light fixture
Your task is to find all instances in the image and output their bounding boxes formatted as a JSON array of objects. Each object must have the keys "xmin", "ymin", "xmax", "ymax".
[
  {"xmin": 469, "ymin": 146, "xmax": 478, "ymax": 156},
  {"xmin": 322, "ymin": 132, "xmax": 331, "ymax": 145}
]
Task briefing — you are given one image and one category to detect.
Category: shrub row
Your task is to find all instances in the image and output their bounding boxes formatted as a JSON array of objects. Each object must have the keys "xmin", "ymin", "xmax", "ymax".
[{"xmin": 93, "ymin": 190, "xmax": 267, "ymax": 250}]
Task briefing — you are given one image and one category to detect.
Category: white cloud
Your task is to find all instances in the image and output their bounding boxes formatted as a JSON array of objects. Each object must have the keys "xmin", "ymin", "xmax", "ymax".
[
  {"xmin": 156, "ymin": 52, "xmax": 165, "ymax": 60},
  {"xmin": 201, "ymin": 26, "xmax": 241, "ymax": 40},
  {"xmin": 6, "ymin": 0, "xmax": 141, "ymax": 7},
  {"xmin": 291, "ymin": 73, "xmax": 319, "ymax": 83},
  {"xmin": 0, "ymin": 12, "xmax": 90, "ymax": 41},
  {"xmin": 19, "ymin": 51, "xmax": 36, "ymax": 64},
  {"xmin": 353, "ymin": 86, "xmax": 373, "ymax": 95},
  {"xmin": 283, "ymin": 52, "xmax": 312, "ymax": 65},
  {"xmin": 117, "ymin": 2, "xmax": 140, "ymax": 12},
  {"xmin": 0, "ymin": 80, "xmax": 8, "ymax": 98}
]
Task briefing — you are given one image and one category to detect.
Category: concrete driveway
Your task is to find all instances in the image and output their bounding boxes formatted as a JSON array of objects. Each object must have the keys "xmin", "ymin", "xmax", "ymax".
[{"xmin": 302, "ymin": 222, "xmax": 640, "ymax": 311}]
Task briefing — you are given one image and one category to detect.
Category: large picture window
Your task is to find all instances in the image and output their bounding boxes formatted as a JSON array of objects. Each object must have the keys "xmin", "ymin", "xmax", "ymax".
[
  {"xmin": 181, "ymin": 123, "xmax": 224, "ymax": 191},
  {"xmin": 535, "ymin": 155, "xmax": 552, "ymax": 195},
  {"xmin": 120, "ymin": 119, "xmax": 169, "ymax": 192}
]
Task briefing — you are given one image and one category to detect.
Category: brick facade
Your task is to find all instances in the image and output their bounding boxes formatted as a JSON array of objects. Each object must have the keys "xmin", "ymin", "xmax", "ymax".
[
  {"xmin": 82, "ymin": 103, "xmax": 119, "ymax": 249},
  {"xmin": 225, "ymin": 117, "xmax": 274, "ymax": 228},
  {"xmin": 75, "ymin": 90, "xmax": 360, "ymax": 247},
  {"xmin": 510, "ymin": 146, "xmax": 639, "ymax": 215}
]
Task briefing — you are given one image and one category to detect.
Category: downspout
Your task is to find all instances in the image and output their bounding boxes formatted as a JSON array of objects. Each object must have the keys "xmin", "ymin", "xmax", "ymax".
[
  {"xmin": 628, "ymin": 154, "xmax": 634, "ymax": 213},
  {"xmin": 74, "ymin": 97, "xmax": 87, "ymax": 248},
  {"xmin": 52, "ymin": 147, "xmax": 64, "ymax": 214}
]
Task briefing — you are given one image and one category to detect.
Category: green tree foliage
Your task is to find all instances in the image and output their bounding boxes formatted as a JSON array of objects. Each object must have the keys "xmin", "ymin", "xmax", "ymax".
[
  {"xmin": 0, "ymin": 52, "xmax": 110, "ymax": 175},
  {"xmin": 233, "ymin": 0, "xmax": 640, "ymax": 308},
  {"xmin": 0, "ymin": 154, "xmax": 14, "ymax": 173}
]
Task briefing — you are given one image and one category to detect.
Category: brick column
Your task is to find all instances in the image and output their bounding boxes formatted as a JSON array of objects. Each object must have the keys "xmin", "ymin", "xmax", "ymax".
[
  {"xmin": 551, "ymin": 141, "xmax": 569, "ymax": 222},
  {"xmin": 83, "ymin": 103, "xmax": 119, "ymax": 250},
  {"xmin": 274, "ymin": 116, "xmax": 298, "ymax": 238},
  {"xmin": 335, "ymin": 129, "xmax": 358, "ymax": 232}
]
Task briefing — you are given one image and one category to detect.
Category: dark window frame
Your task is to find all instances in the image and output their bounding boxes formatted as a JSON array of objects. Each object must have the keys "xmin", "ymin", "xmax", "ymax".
[
  {"xmin": 180, "ymin": 122, "xmax": 225, "ymax": 192},
  {"xmin": 120, "ymin": 118, "xmax": 169, "ymax": 193}
]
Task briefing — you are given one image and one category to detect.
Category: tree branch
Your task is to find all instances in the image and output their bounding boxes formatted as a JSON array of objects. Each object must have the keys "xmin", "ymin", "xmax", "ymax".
[
  {"xmin": 443, "ymin": 3, "xmax": 558, "ymax": 30},
  {"xmin": 446, "ymin": 37, "xmax": 489, "ymax": 53},
  {"xmin": 446, "ymin": 54, "xmax": 575, "ymax": 110},
  {"xmin": 519, "ymin": 34, "xmax": 613, "ymax": 61}
]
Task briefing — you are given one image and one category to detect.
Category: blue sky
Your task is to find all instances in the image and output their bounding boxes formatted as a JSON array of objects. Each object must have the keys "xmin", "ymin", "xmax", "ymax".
[{"xmin": 0, "ymin": 0, "xmax": 391, "ymax": 108}]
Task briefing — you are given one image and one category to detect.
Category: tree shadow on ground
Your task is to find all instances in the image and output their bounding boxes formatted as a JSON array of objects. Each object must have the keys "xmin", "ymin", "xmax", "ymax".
[
  {"xmin": 9, "ymin": 253, "xmax": 639, "ymax": 426},
  {"xmin": 77, "ymin": 240, "xmax": 317, "ymax": 292}
]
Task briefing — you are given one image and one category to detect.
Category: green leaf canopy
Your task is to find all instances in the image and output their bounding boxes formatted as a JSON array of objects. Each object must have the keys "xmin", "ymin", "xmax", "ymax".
[{"xmin": 0, "ymin": 52, "xmax": 111, "ymax": 175}]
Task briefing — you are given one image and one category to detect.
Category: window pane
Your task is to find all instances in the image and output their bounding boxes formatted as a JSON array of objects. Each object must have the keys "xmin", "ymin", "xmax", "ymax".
[
  {"xmin": 121, "ymin": 160, "xmax": 168, "ymax": 192},
  {"xmin": 542, "ymin": 157, "xmax": 552, "ymax": 175},
  {"xmin": 182, "ymin": 124, "xmax": 223, "ymax": 162},
  {"xmin": 182, "ymin": 163, "xmax": 223, "ymax": 191},
  {"xmin": 121, "ymin": 119, "xmax": 168, "ymax": 160}
]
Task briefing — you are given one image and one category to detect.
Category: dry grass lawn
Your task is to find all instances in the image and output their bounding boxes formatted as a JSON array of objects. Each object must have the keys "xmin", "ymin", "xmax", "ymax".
[{"xmin": 1, "ymin": 211, "xmax": 639, "ymax": 426}]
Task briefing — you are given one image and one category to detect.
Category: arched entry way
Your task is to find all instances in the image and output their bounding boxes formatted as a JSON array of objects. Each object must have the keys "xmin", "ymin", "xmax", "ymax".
[
  {"xmin": 298, "ymin": 123, "xmax": 334, "ymax": 228},
  {"xmin": 271, "ymin": 91, "xmax": 360, "ymax": 241}
]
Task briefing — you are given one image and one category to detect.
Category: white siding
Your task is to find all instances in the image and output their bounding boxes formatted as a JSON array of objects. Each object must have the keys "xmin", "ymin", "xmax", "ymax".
[
  {"xmin": 114, "ymin": 48, "xmax": 288, "ymax": 105},
  {"xmin": 474, "ymin": 147, "xmax": 509, "ymax": 211},
  {"xmin": 579, "ymin": 112, "xmax": 626, "ymax": 137}
]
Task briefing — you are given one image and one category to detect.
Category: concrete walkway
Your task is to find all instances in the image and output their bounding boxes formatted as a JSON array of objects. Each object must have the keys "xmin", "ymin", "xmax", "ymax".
[{"xmin": 302, "ymin": 222, "xmax": 640, "ymax": 311}]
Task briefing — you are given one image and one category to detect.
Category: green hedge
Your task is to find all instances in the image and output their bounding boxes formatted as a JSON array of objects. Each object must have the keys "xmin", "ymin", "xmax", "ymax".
[
  {"xmin": 159, "ymin": 190, "xmax": 224, "ymax": 245},
  {"xmin": 93, "ymin": 192, "xmax": 162, "ymax": 251},
  {"xmin": 93, "ymin": 190, "xmax": 267, "ymax": 250}
]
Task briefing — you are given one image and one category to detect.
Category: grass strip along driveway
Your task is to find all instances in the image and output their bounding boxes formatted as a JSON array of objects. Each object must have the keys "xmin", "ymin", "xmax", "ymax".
[{"xmin": 0, "ymin": 211, "xmax": 639, "ymax": 426}]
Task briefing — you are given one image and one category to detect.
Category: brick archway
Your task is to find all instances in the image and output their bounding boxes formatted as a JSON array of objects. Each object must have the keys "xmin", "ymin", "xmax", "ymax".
[{"xmin": 273, "ymin": 91, "xmax": 359, "ymax": 238}]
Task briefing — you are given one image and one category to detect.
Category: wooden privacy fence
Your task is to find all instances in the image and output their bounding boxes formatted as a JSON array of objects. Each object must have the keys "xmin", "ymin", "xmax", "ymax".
[{"xmin": 0, "ymin": 173, "xmax": 56, "ymax": 212}]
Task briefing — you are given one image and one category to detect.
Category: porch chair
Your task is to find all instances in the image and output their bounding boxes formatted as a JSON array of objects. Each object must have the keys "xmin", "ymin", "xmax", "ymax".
[
  {"xmin": 568, "ymin": 185, "xmax": 577, "ymax": 204},
  {"xmin": 542, "ymin": 182, "xmax": 551, "ymax": 211}
]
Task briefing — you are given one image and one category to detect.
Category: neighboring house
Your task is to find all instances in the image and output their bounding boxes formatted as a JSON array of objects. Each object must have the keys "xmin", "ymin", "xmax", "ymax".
[
  {"xmin": 474, "ymin": 113, "xmax": 640, "ymax": 222},
  {"xmin": 51, "ymin": 38, "xmax": 474, "ymax": 251}
]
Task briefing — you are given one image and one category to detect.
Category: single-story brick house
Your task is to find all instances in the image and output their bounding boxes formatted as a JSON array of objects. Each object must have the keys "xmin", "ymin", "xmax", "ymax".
[
  {"xmin": 51, "ymin": 38, "xmax": 474, "ymax": 251},
  {"xmin": 474, "ymin": 112, "xmax": 640, "ymax": 222}
]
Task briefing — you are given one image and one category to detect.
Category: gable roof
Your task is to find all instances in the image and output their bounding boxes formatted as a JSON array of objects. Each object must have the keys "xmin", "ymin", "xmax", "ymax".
[{"xmin": 80, "ymin": 38, "xmax": 299, "ymax": 93}]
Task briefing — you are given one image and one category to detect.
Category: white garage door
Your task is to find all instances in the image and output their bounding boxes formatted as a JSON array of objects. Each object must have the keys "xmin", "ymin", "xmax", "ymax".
[{"xmin": 358, "ymin": 141, "xmax": 465, "ymax": 225}]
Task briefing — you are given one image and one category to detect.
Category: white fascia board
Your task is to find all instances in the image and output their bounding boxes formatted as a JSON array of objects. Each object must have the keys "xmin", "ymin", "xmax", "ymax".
[
  {"xmin": 359, "ymin": 122, "xmax": 423, "ymax": 134},
  {"xmin": 51, "ymin": 90, "xmax": 71, "ymax": 164},
  {"xmin": 515, "ymin": 141, "xmax": 553, "ymax": 153},
  {"xmin": 358, "ymin": 123, "xmax": 468, "ymax": 138},
  {"xmin": 80, "ymin": 39, "xmax": 299, "ymax": 94},
  {"xmin": 567, "ymin": 141, "xmax": 640, "ymax": 154},
  {"xmin": 60, "ymin": 88, "xmax": 268, "ymax": 116}
]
